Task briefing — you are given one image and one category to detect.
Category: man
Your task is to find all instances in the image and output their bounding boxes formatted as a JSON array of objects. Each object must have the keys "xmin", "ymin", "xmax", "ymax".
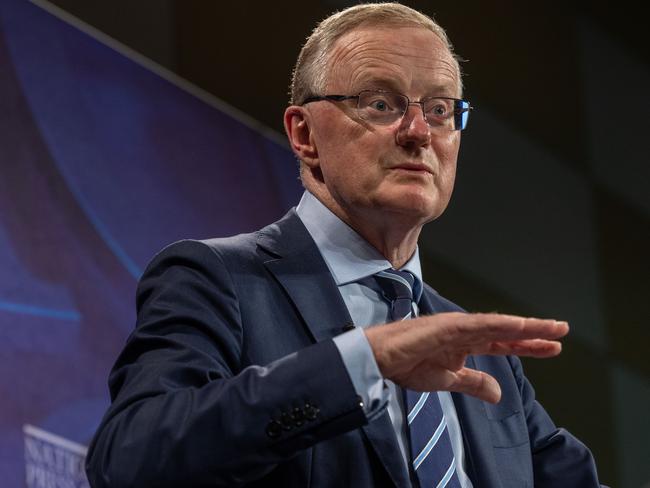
[{"xmin": 86, "ymin": 3, "xmax": 604, "ymax": 487}]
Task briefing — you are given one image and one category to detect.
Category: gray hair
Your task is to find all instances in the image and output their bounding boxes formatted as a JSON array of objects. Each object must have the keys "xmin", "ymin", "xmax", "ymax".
[{"xmin": 290, "ymin": 2, "xmax": 462, "ymax": 105}]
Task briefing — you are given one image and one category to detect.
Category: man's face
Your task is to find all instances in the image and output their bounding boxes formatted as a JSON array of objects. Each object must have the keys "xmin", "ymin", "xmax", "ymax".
[{"xmin": 302, "ymin": 26, "xmax": 462, "ymax": 228}]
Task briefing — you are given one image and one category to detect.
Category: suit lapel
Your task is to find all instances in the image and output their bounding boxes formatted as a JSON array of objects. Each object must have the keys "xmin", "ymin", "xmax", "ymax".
[
  {"xmin": 361, "ymin": 412, "xmax": 411, "ymax": 487},
  {"xmin": 258, "ymin": 210, "xmax": 410, "ymax": 487},
  {"xmin": 258, "ymin": 210, "xmax": 353, "ymax": 342},
  {"xmin": 419, "ymin": 287, "xmax": 502, "ymax": 487}
]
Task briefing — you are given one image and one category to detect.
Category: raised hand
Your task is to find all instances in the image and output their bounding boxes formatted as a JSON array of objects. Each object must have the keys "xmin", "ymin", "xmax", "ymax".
[{"xmin": 364, "ymin": 312, "xmax": 569, "ymax": 403}]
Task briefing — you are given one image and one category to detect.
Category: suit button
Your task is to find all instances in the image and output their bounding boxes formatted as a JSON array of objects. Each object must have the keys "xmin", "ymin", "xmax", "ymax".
[
  {"xmin": 280, "ymin": 412, "xmax": 293, "ymax": 431},
  {"xmin": 266, "ymin": 420, "xmax": 282, "ymax": 439},
  {"xmin": 304, "ymin": 403, "xmax": 319, "ymax": 420},
  {"xmin": 356, "ymin": 395, "xmax": 364, "ymax": 409},
  {"xmin": 291, "ymin": 407, "xmax": 305, "ymax": 426}
]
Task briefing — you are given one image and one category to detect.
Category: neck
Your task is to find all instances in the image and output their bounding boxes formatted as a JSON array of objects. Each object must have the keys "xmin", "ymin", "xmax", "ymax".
[
  {"xmin": 308, "ymin": 189, "xmax": 423, "ymax": 269},
  {"xmin": 345, "ymin": 212, "xmax": 422, "ymax": 269}
]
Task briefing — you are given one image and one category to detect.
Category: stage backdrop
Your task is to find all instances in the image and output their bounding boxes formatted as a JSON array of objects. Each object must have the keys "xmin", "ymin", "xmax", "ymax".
[
  {"xmin": 0, "ymin": 0, "xmax": 301, "ymax": 486},
  {"xmin": 1, "ymin": 1, "xmax": 649, "ymax": 487}
]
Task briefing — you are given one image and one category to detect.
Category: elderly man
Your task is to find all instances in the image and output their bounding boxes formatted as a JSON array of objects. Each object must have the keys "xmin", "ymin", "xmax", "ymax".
[{"xmin": 86, "ymin": 3, "xmax": 604, "ymax": 487}]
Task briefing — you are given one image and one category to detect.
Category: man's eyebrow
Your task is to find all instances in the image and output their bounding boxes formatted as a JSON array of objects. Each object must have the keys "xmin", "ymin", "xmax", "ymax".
[
  {"xmin": 353, "ymin": 77, "xmax": 460, "ymax": 97},
  {"xmin": 423, "ymin": 86, "xmax": 462, "ymax": 98},
  {"xmin": 352, "ymin": 80, "xmax": 398, "ymax": 93}
]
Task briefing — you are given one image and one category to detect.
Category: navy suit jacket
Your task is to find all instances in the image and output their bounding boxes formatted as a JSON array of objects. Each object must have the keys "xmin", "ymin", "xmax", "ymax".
[{"xmin": 86, "ymin": 210, "xmax": 603, "ymax": 487}]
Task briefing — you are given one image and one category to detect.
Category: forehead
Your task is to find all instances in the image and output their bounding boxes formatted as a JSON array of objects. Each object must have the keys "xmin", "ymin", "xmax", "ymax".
[{"xmin": 325, "ymin": 26, "xmax": 460, "ymax": 97}]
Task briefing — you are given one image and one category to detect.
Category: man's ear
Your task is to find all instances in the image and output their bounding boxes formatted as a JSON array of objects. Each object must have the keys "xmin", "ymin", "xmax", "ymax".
[{"xmin": 284, "ymin": 106, "xmax": 318, "ymax": 166}]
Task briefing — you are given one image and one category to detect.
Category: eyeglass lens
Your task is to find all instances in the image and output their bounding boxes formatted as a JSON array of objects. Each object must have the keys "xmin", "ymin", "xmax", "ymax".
[{"xmin": 356, "ymin": 91, "xmax": 469, "ymax": 130}]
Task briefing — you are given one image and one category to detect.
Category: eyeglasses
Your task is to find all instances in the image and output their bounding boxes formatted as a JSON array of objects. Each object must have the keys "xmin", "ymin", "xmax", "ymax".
[{"xmin": 301, "ymin": 90, "xmax": 472, "ymax": 131}]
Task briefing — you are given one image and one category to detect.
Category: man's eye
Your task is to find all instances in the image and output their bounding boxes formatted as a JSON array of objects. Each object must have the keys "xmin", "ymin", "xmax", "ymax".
[
  {"xmin": 368, "ymin": 99, "xmax": 392, "ymax": 112},
  {"xmin": 430, "ymin": 104, "xmax": 449, "ymax": 117}
]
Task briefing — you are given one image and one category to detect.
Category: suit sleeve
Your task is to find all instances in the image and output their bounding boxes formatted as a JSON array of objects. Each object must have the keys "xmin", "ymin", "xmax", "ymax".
[
  {"xmin": 507, "ymin": 356, "xmax": 606, "ymax": 487},
  {"xmin": 85, "ymin": 240, "xmax": 367, "ymax": 487}
]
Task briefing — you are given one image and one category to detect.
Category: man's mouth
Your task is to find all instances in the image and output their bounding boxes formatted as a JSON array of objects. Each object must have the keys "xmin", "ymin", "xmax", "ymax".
[{"xmin": 389, "ymin": 163, "xmax": 434, "ymax": 175}]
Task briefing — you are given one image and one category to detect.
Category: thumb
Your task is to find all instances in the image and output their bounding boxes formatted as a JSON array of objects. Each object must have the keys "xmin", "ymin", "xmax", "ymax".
[{"xmin": 449, "ymin": 368, "xmax": 502, "ymax": 404}]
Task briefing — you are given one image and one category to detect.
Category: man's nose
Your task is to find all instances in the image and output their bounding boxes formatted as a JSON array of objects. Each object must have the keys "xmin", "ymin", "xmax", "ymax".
[{"xmin": 395, "ymin": 103, "xmax": 431, "ymax": 147}]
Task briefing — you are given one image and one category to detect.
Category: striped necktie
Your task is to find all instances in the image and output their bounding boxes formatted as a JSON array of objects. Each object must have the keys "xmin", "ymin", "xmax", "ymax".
[{"xmin": 374, "ymin": 269, "xmax": 461, "ymax": 488}]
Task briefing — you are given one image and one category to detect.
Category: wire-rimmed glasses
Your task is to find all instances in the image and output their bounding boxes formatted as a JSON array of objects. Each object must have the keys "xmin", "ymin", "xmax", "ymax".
[{"xmin": 301, "ymin": 90, "xmax": 472, "ymax": 131}]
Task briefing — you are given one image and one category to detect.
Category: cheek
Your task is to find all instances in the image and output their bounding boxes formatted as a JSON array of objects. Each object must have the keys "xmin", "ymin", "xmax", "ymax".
[
  {"xmin": 435, "ymin": 132, "xmax": 460, "ymax": 173},
  {"xmin": 438, "ymin": 129, "xmax": 461, "ymax": 155},
  {"xmin": 315, "ymin": 121, "xmax": 378, "ymax": 182},
  {"xmin": 313, "ymin": 113, "xmax": 366, "ymax": 160},
  {"xmin": 439, "ymin": 158, "xmax": 457, "ymax": 201},
  {"xmin": 432, "ymin": 134, "xmax": 459, "ymax": 200}
]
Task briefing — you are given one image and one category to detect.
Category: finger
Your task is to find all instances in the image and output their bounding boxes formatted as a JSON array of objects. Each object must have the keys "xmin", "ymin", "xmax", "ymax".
[
  {"xmin": 485, "ymin": 339, "xmax": 562, "ymax": 358},
  {"xmin": 438, "ymin": 313, "xmax": 569, "ymax": 344},
  {"xmin": 448, "ymin": 367, "xmax": 502, "ymax": 404}
]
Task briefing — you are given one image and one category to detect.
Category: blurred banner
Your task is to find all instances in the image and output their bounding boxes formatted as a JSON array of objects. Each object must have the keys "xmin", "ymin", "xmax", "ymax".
[{"xmin": 0, "ymin": 0, "xmax": 300, "ymax": 485}]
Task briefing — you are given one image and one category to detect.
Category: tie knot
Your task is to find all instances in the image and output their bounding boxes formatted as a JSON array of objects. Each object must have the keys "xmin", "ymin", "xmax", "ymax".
[{"xmin": 374, "ymin": 269, "xmax": 416, "ymax": 303}]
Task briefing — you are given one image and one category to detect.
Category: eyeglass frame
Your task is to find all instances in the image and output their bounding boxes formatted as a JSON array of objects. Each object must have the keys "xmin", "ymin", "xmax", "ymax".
[{"xmin": 300, "ymin": 89, "xmax": 473, "ymax": 131}]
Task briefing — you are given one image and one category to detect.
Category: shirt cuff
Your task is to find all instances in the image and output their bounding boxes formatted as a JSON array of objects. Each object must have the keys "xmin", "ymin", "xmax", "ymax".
[{"xmin": 332, "ymin": 327, "xmax": 389, "ymax": 421}]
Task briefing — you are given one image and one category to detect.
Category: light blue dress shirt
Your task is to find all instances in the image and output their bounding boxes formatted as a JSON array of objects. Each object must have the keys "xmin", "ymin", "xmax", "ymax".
[{"xmin": 296, "ymin": 191, "xmax": 473, "ymax": 487}]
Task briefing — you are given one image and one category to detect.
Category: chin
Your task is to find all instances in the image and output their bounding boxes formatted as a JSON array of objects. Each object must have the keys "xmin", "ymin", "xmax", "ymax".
[
  {"xmin": 406, "ymin": 186, "xmax": 443, "ymax": 211},
  {"xmin": 364, "ymin": 182, "xmax": 449, "ymax": 220},
  {"xmin": 381, "ymin": 194, "xmax": 442, "ymax": 222}
]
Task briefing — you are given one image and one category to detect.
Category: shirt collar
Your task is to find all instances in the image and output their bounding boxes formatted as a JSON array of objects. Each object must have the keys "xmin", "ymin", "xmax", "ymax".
[{"xmin": 295, "ymin": 191, "xmax": 423, "ymax": 292}]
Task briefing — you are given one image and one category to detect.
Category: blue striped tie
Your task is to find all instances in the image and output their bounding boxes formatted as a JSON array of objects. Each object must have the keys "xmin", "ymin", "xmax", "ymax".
[{"xmin": 374, "ymin": 269, "xmax": 461, "ymax": 488}]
